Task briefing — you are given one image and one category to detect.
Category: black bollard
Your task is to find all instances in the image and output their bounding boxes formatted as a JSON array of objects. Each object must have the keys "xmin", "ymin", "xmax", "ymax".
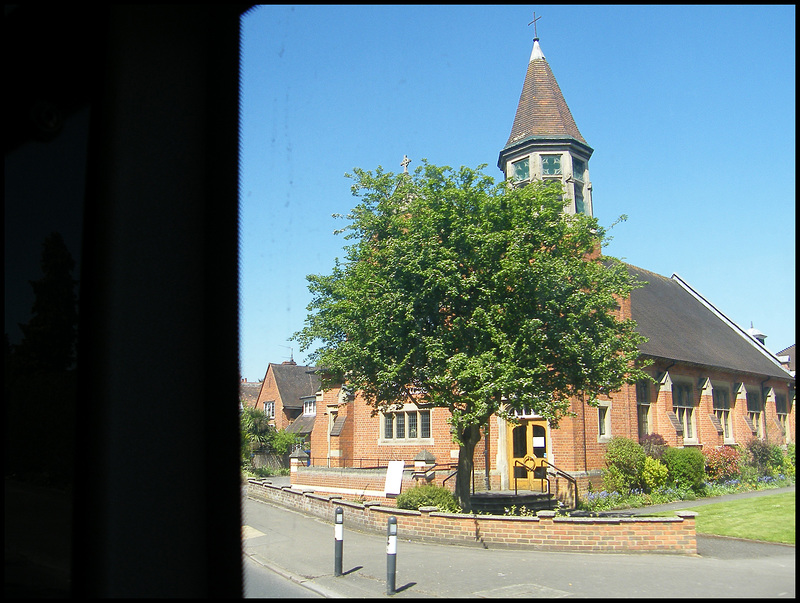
[
  {"xmin": 334, "ymin": 507, "xmax": 343, "ymax": 577},
  {"xmin": 386, "ymin": 516, "xmax": 397, "ymax": 595}
]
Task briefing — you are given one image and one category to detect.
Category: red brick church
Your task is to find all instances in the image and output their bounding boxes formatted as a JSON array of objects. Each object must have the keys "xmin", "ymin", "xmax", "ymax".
[{"xmin": 258, "ymin": 33, "xmax": 795, "ymax": 502}]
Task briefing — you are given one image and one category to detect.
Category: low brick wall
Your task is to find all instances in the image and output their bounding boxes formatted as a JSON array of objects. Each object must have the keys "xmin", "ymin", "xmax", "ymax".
[{"xmin": 247, "ymin": 479, "xmax": 697, "ymax": 554}]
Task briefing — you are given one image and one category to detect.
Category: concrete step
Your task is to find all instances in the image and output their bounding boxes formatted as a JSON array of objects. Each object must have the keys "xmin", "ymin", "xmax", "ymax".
[{"xmin": 469, "ymin": 491, "xmax": 555, "ymax": 515}]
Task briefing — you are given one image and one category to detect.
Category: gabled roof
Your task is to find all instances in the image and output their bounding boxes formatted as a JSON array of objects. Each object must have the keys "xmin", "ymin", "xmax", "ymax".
[
  {"xmin": 502, "ymin": 39, "xmax": 588, "ymax": 153},
  {"xmin": 627, "ymin": 264, "xmax": 793, "ymax": 382},
  {"xmin": 239, "ymin": 380, "xmax": 261, "ymax": 408},
  {"xmin": 269, "ymin": 362, "xmax": 322, "ymax": 410},
  {"xmin": 776, "ymin": 344, "xmax": 795, "ymax": 373}
]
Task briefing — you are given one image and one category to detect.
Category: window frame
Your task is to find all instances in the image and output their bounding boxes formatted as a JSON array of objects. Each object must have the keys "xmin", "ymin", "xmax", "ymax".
[
  {"xmin": 380, "ymin": 406, "xmax": 434, "ymax": 443},
  {"xmin": 746, "ymin": 389, "xmax": 764, "ymax": 438},
  {"xmin": 302, "ymin": 398, "xmax": 316, "ymax": 416},
  {"xmin": 598, "ymin": 403, "xmax": 611, "ymax": 440},
  {"xmin": 672, "ymin": 382, "xmax": 696, "ymax": 442},
  {"xmin": 511, "ymin": 157, "xmax": 530, "ymax": 181},
  {"xmin": 541, "ymin": 154, "xmax": 562, "ymax": 176},
  {"xmin": 636, "ymin": 380, "xmax": 651, "ymax": 440},
  {"xmin": 775, "ymin": 393, "xmax": 789, "ymax": 443},
  {"xmin": 712, "ymin": 385, "xmax": 733, "ymax": 443}
]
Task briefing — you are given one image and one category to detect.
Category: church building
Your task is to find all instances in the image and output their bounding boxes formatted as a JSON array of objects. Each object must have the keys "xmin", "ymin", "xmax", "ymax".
[{"xmin": 290, "ymin": 32, "xmax": 795, "ymax": 503}]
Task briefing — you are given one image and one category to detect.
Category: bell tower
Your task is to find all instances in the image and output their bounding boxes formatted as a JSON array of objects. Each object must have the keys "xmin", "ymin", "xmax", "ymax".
[{"xmin": 498, "ymin": 24, "xmax": 594, "ymax": 216}]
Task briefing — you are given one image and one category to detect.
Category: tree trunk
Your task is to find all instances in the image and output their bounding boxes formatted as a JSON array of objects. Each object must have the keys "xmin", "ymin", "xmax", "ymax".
[{"xmin": 454, "ymin": 423, "xmax": 482, "ymax": 512}]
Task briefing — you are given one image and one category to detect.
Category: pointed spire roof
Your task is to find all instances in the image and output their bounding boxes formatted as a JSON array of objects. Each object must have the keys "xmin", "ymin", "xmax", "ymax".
[{"xmin": 502, "ymin": 38, "xmax": 587, "ymax": 151}]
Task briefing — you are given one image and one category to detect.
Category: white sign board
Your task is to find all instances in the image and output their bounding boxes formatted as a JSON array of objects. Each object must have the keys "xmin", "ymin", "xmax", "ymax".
[{"xmin": 384, "ymin": 460, "xmax": 405, "ymax": 496}]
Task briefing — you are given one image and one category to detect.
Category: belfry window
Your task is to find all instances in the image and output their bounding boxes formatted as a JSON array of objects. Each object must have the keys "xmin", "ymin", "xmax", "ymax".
[
  {"xmin": 541, "ymin": 154, "xmax": 562, "ymax": 176},
  {"xmin": 574, "ymin": 185, "xmax": 585, "ymax": 214},
  {"xmin": 512, "ymin": 157, "xmax": 530, "ymax": 181},
  {"xmin": 573, "ymin": 158, "xmax": 585, "ymax": 182}
]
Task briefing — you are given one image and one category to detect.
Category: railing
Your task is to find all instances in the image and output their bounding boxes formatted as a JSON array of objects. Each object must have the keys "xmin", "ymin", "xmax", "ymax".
[
  {"xmin": 539, "ymin": 458, "xmax": 578, "ymax": 508},
  {"xmin": 439, "ymin": 463, "xmax": 476, "ymax": 495},
  {"xmin": 513, "ymin": 456, "xmax": 578, "ymax": 509},
  {"xmin": 514, "ymin": 458, "xmax": 549, "ymax": 496}
]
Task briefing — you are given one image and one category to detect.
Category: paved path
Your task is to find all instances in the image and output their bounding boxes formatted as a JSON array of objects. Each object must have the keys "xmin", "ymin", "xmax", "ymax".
[{"xmin": 243, "ymin": 485, "xmax": 795, "ymax": 598}]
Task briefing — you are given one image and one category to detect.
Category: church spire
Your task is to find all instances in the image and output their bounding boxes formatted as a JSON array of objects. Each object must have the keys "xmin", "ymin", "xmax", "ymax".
[{"xmin": 498, "ymin": 16, "xmax": 594, "ymax": 216}]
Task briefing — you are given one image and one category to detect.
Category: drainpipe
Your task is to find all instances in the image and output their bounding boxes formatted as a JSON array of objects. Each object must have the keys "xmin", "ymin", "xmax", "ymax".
[
  {"xmin": 483, "ymin": 424, "xmax": 490, "ymax": 490},
  {"xmin": 760, "ymin": 376, "xmax": 770, "ymax": 442},
  {"xmin": 581, "ymin": 392, "xmax": 587, "ymax": 474}
]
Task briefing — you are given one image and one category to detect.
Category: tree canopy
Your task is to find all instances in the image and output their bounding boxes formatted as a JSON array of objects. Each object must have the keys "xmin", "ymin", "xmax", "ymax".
[{"xmin": 294, "ymin": 162, "xmax": 649, "ymax": 508}]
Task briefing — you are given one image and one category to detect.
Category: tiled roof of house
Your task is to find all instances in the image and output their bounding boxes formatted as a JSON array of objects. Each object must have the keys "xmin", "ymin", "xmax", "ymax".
[
  {"xmin": 627, "ymin": 264, "xmax": 793, "ymax": 382},
  {"xmin": 239, "ymin": 380, "xmax": 262, "ymax": 408},
  {"xmin": 271, "ymin": 362, "xmax": 322, "ymax": 409},
  {"xmin": 776, "ymin": 344, "xmax": 795, "ymax": 372},
  {"xmin": 502, "ymin": 39, "xmax": 587, "ymax": 151},
  {"xmin": 286, "ymin": 414, "xmax": 316, "ymax": 435}
]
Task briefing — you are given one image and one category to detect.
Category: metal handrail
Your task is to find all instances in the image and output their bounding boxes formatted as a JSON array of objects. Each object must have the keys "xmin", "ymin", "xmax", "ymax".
[
  {"xmin": 440, "ymin": 463, "xmax": 475, "ymax": 495},
  {"xmin": 538, "ymin": 458, "xmax": 578, "ymax": 508},
  {"xmin": 513, "ymin": 459, "xmax": 550, "ymax": 496}
]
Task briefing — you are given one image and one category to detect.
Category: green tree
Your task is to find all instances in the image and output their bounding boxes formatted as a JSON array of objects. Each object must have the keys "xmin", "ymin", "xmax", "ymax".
[
  {"xmin": 240, "ymin": 406, "xmax": 272, "ymax": 462},
  {"xmin": 294, "ymin": 162, "xmax": 649, "ymax": 510}
]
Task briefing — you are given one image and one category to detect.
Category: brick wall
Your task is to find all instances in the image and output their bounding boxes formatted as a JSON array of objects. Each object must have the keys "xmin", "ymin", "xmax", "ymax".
[
  {"xmin": 301, "ymin": 367, "xmax": 794, "ymax": 493},
  {"xmin": 247, "ymin": 479, "xmax": 697, "ymax": 554}
]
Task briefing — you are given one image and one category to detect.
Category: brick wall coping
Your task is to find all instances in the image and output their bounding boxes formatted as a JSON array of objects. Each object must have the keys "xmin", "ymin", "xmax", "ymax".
[{"xmin": 246, "ymin": 479, "xmax": 697, "ymax": 554}]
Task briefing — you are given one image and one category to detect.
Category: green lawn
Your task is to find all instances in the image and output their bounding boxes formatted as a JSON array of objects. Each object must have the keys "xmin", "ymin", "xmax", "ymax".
[{"xmin": 650, "ymin": 492, "xmax": 795, "ymax": 544}]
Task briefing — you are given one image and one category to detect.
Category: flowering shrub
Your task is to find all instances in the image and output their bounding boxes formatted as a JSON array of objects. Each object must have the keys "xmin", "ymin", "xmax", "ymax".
[
  {"xmin": 639, "ymin": 433, "xmax": 668, "ymax": 460},
  {"xmin": 703, "ymin": 446, "xmax": 741, "ymax": 481},
  {"xmin": 744, "ymin": 438, "xmax": 784, "ymax": 476}
]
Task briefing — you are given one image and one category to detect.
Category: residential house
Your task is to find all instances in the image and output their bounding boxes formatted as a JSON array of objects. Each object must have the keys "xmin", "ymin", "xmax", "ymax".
[
  {"xmin": 254, "ymin": 361, "xmax": 321, "ymax": 444},
  {"xmin": 239, "ymin": 377, "xmax": 262, "ymax": 411}
]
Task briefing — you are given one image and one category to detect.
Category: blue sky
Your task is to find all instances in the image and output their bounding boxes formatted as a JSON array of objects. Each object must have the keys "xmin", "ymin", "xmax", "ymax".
[{"xmin": 238, "ymin": 4, "xmax": 795, "ymax": 381}]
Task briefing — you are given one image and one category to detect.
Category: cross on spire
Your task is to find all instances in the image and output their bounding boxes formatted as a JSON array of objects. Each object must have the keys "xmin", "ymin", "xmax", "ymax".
[
  {"xmin": 528, "ymin": 11, "xmax": 542, "ymax": 40},
  {"xmin": 401, "ymin": 154, "xmax": 411, "ymax": 173}
]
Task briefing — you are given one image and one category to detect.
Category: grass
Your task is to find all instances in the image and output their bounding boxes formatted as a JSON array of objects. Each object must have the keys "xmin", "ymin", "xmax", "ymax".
[{"xmin": 648, "ymin": 491, "xmax": 795, "ymax": 545}]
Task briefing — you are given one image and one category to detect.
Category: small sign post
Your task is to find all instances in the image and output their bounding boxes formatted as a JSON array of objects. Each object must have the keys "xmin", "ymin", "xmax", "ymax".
[
  {"xmin": 334, "ymin": 507, "xmax": 343, "ymax": 577},
  {"xmin": 386, "ymin": 516, "xmax": 397, "ymax": 595}
]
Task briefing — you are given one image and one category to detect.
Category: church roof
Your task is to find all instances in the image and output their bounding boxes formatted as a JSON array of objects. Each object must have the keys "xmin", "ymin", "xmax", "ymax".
[
  {"xmin": 627, "ymin": 264, "xmax": 793, "ymax": 382},
  {"xmin": 502, "ymin": 39, "xmax": 588, "ymax": 152}
]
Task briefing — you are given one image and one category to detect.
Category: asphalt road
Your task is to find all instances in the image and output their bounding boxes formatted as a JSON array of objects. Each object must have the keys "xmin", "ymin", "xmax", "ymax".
[{"xmin": 243, "ymin": 489, "xmax": 795, "ymax": 598}]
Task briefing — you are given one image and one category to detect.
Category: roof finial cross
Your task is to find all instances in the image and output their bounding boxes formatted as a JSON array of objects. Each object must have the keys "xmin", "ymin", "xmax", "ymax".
[
  {"xmin": 528, "ymin": 11, "xmax": 542, "ymax": 40},
  {"xmin": 401, "ymin": 154, "xmax": 411, "ymax": 173}
]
